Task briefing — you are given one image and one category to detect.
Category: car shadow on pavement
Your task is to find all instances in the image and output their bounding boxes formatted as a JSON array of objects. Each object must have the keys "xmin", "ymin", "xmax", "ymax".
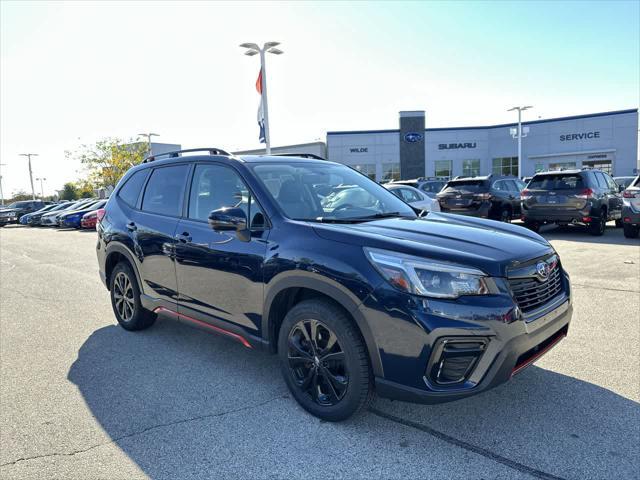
[{"xmin": 68, "ymin": 320, "xmax": 639, "ymax": 480}]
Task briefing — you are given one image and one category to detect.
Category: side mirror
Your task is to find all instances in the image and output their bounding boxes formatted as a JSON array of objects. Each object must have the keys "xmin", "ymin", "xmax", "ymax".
[
  {"xmin": 208, "ymin": 207, "xmax": 247, "ymax": 234},
  {"xmin": 619, "ymin": 184, "xmax": 625, "ymax": 193}
]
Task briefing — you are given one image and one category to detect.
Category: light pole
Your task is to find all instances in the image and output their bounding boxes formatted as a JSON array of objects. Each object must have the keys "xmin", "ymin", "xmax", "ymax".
[
  {"xmin": 0, "ymin": 163, "xmax": 6, "ymax": 205},
  {"xmin": 507, "ymin": 106, "xmax": 532, "ymax": 178},
  {"xmin": 36, "ymin": 177, "xmax": 46, "ymax": 199},
  {"xmin": 240, "ymin": 41, "xmax": 284, "ymax": 154},
  {"xmin": 19, "ymin": 153, "xmax": 38, "ymax": 200},
  {"xmin": 138, "ymin": 133, "xmax": 160, "ymax": 156}
]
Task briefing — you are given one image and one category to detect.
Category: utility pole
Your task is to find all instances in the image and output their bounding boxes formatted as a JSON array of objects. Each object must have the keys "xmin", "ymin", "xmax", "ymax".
[
  {"xmin": 507, "ymin": 106, "xmax": 533, "ymax": 178},
  {"xmin": 240, "ymin": 42, "xmax": 284, "ymax": 154},
  {"xmin": 36, "ymin": 177, "xmax": 46, "ymax": 199},
  {"xmin": 138, "ymin": 133, "xmax": 160, "ymax": 157},
  {"xmin": 19, "ymin": 153, "xmax": 38, "ymax": 200},
  {"xmin": 0, "ymin": 163, "xmax": 6, "ymax": 205}
]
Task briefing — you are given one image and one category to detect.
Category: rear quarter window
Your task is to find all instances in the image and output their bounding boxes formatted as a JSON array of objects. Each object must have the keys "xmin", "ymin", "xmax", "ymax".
[{"xmin": 118, "ymin": 169, "xmax": 150, "ymax": 208}]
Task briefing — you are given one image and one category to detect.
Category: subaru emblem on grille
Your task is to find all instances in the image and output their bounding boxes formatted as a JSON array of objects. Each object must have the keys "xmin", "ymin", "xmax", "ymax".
[{"xmin": 536, "ymin": 261, "xmax": 550, "ymax": 281}]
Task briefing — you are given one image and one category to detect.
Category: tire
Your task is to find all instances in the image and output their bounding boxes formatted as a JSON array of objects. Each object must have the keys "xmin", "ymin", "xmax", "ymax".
[
  {"xmin": 109, "ymin": 262, "xmax": 156, "ymax": 331},
  {"xmin": 499, "ymin": 207, "xmax": 511, "ymax": 223},
  {"xmin": 623, "ymin": 223, "xmax": 640, "ymax": 238},
  {"xmin": 524, "ymin": 219, "xmax": 539, "ymax": 232},
  {"xmin": 589, "ymin": 209, "xmax": 606, "ymax": 236},
  {"xmin": 615, "ymin": 219, "xmax": 623, "ymax": 228},
  {"xmin": 278, "ymin": 299, "xmax": 373, "ymax": 422}
]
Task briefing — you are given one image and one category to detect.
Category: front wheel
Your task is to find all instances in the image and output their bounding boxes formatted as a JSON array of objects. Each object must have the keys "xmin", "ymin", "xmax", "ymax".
[
  {"xmin": 278, "ymin": 299, "xmax": 373, "ymax": 421},
  {"xmin": 499, "ymin": 208, "xmax": 512, "ymax": 223}
]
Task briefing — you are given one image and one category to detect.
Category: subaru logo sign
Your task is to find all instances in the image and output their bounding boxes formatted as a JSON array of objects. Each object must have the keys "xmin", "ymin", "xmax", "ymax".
[
  {"xmin": 404, "ymin": 132, "xmax": 423, "ymax": 143},
  {"xmin": 536, "ymin": 262, "xmax": 550, "ymax": 281}
]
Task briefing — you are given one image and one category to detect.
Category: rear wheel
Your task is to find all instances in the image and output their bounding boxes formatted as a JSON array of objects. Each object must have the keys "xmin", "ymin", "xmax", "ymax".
[
  {"xmin": 499, "ymin": 207, "xmax": 511, "ymax": 223},
  {"xmin": 278, "ymin": 299, "xmax": 372, "ymax": 421},
  {"xmin": 110, "ymin": 262, "xmax": 156, "ymax": 331},
  {"xmin": 589, "ymin": 209, "xmax": 606, "ymax": 236},
  {"xmin": 623, "ymin": 223, "xmax": 640, "ymax": 238},
  {"xmin": 615, "ymin": 219, "xmax": 623, "ymax": 228}
]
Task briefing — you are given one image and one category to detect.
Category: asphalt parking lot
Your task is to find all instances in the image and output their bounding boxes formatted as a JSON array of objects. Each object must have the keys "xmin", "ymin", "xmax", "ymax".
[{"xmin": 1, "ymin": 224, "xmax": 638, "ymax": 480}]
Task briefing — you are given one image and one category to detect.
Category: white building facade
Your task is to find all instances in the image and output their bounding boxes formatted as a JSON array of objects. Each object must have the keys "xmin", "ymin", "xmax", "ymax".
[{"xmin": 327, "ymin": 109, "xmax": 638, "ymax": 181}]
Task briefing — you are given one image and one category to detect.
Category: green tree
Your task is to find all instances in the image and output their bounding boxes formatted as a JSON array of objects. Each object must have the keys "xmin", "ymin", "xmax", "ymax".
[
  {"xmin": 8, "ymin": 190, "xmax": 32, "ymax": 202},
  {"xmin": 60, "ymin": 183, "xmax": 78, "ymax": 200},
  {"xmin": 66, "ymin": 138, "xmax": 148, "ymax": 190}
]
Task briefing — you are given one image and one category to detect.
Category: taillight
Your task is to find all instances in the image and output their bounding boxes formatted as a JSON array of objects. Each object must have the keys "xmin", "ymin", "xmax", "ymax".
[
  {"xmin": 520, "ymin": 189, "xmax": 532, "ymax": 200},
  {"xmin": 576, "ymin": 188, "xmax": 594, "ymax": 199},
  {"xmin": 96, "ymin": 208, "xmax": 106, "ymax": 223},
  {"xmin": 623, "ymin": 190, "xmax": 639, "ymax": 199},
  {"xmin": 474, "ymin": 193, "xmax": 492, "ymax": 200}
]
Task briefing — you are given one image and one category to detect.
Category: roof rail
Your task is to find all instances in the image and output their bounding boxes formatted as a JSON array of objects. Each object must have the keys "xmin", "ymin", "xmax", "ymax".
[
  {"xmin": 144, "ymin": 147, "xmax": 231, "ymax": 163},
  {"xmin": 271, "ymin": 153, "xmax": 326, "ymax": 160}
]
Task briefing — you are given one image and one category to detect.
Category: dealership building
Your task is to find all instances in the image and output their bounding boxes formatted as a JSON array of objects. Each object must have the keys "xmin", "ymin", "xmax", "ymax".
[{"xmin": 326, "ymin": 108, "xmax": 638, "ymax": 181}]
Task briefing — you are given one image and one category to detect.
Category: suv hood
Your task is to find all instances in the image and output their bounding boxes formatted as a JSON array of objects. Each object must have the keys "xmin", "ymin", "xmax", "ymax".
[{"xmin": 312, "ymin": 212, "xmax": 553, "ymax": 277}]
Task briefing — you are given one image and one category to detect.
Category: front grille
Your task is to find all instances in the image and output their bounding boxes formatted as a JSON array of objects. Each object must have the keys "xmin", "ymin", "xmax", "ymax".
[{"xmin": 509, "ymin": 264, "xmax": 563, "ymax": 313}]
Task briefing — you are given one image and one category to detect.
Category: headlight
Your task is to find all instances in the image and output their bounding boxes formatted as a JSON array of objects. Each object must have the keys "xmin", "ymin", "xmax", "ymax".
[{"xmin": 364, "ymin": 247, "xmax": 490, "ymax": 299}]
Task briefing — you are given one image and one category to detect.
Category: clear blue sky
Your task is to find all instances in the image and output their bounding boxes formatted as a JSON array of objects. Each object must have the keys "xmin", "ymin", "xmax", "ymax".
[{"xmin": 1, "ymin": 0, "xmax": 638, "ymax": 195}]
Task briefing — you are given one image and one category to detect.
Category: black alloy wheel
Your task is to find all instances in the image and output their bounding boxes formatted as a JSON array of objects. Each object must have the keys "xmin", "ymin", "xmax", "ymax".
[
  {"xmin": 278, "ymin": 299, "xmax": 372, "ymax": 421},
  {"xmin": 109, "ymin": 262, "xmax": 156, "ymax": 331},
  {"xmin": 287, "ymin": 319, "xmax": 348, "ymax": 406},
  {"xmin": 500, "ymin": 208, "xmax": 511, "ymax": 223}
]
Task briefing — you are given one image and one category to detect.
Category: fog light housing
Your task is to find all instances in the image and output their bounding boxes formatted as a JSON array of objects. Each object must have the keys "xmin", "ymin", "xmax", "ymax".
[{"xmin": 426, "ymin": 338, "xmax": 488, "ymax": 386}]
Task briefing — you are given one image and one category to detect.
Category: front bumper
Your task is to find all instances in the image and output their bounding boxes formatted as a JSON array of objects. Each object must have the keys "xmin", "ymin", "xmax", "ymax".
[
  {"xmin": 359, "ymin": 271, "xmax": 572, "ymax": 404},
  {"xmin": 0, "ymin": 217, "xmax": 19, "ymax": 225}
]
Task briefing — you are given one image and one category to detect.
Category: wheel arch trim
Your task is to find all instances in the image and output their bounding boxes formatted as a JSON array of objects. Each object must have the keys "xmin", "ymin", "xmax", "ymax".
[{"xmin": 263, "ymin": 271, "xmax": 383, "ymax": 377}]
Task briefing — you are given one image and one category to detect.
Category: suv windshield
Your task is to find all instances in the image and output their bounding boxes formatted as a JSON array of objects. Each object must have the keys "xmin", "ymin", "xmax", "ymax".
[
  {"xmin": 528, "ymin": 174, "xmax": 583, "ymax": 190},
  {"xmin": 442, "ymin": 180, "xmax": 487, "ymax": 193},
  {"xmin": 251, "ymin": 162, "xmax": 416, "ymax": 221}
]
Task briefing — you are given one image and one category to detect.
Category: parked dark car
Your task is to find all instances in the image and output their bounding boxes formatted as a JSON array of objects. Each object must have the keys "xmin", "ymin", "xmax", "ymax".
[
  {"xmin": 40, "ymin": 199, "xmax": 96, "ymax": 226},
  {"xmin": 0, "ymin": 200, "xmax": 47, "ymax": 226},
  {"xmin": 97, "ymin": 148, "xmax": 572, "ymax": 421},
  {"xmin": 58, "ymin": 200, "xmax": 107, "ymax": 228},
  {"xmin": 20, "ymin": 203, "xmax": 58, "ymax": 225},
  {"xmin": 436, "ymin": 175, "xmax": 525, "ymax": 222},
  {"xmin": 621, "ymin": 175, "xmax": 640, "ymax": 238},
  {"xmin": 521, "ymin": 169, "xmax": 623, "ymax": 235},
  {"xmin": 389, "ymin": 177, "xmax": 447, "ymax": 199},
  {"xmin": 25, "ymin": 201, "xmax": 70, "ymax": 226}
]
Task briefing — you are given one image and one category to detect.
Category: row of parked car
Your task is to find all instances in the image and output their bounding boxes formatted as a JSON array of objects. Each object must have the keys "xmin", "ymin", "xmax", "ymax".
[
  {"xmin": 0, "ymin": 198, "xmax": 107, "ymax": 229},
  {"xmin": 387, "ymin": 170, "xmax": 640, "ymax": 238}
]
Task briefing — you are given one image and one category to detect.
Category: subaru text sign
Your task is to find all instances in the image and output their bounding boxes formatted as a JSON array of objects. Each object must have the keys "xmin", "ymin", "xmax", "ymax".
[
  {"xmin": 438, "ymin": 142, "xmax": 477, "ymax": 150},
  {"xmin": 404, "ymin": 132, "xmax": 423, "ymax": 143}
]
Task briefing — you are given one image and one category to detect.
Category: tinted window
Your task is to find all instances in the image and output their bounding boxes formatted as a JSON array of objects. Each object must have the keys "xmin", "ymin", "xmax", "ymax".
[
  {"xmin": 505, "ymin": 180, "xmax": 520, "ymax": 192},
  {"xmin": 493, "ymin": 180, "xmax": 507, "ymax": 191},
  {"xmin": 188, "ymin": 164, "xmax": 265, "ymax": 228},
  {"xmin": 141, "ymin": 165, "xmax": 189, "ymax": 217},
  {"xmin": 603, "ymin": 173, "xmax": 618, "ymax": 190},
  {"xmin": 119, "ymin": 170, "xmax": 150, "ymax": 207},
  {"xmin": 443, "ymin": 180, "xmax": 487, "ymax": 193},
  {"xmin": 593, "ymin": 172, "xmax": 606, "ymax": 188},
  {"xmin": 251, "ymin": 162, "xmax": 415, "ymax": 221},
  {"xmin": 528, "ymin": 174, "xmax": 584, "ymax": 190},
  {"xmin": 397, "ymin": 188, "xmax": 419, "ymax": 202}
]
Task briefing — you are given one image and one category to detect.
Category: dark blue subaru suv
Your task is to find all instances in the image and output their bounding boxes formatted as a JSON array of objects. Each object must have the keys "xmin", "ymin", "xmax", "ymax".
[{"xmin": 96, "ymin": 148, "xmax": 572, "ymax": 421}]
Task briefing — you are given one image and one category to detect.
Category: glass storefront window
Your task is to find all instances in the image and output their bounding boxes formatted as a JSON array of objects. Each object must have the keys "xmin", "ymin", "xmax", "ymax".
[
  {"xmin": 382, "ymin": 162, "xmax": 401, "ymax": 182},
  {"xmin": 435, "ymin": 160, "xmax": 452, "ymax": 178},
  {"xmin": 492, "ymin": 157, "xmax": 518, "ymax": 176},
  {"xmin": 549, "ymin": 162, "xmax": 577, "ymax": 171},
  {"xmin": 353, "ymin": 164, "xmax": 377, "ymax": 180},
  {"xmin": 582, "ymin": 160, "xmax": 612, "ymax": 174},
  {"xmin": 462, "ymin": 159, "xmax": 480, "ymax": 177},
  {"xmin": 535, "ymin": 163, "xmax": 545, "ymax": 173}
]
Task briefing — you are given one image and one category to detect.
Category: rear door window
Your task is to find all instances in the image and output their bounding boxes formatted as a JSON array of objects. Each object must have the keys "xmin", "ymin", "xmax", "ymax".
[
  {"xmin": 118, "ymin": 169, "xmax": 150, "ymax": 207},
  {"xmin": 528, "ymin": 174, "xmax": 584, "ymax": 190},
  {"xmin": 141, "ymin": 165, "xmax": 190, "ymax": 217},
  {"xmin": 400, "ymin": 188, "xmax": 421, "ymax": 202}
]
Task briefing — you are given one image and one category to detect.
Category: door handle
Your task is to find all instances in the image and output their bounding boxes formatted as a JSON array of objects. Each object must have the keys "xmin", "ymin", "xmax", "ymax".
[
  {"xmin": 126, "ymin": 221, "xmax": 137, "ymax": 232},
  {"xmin": 175, "ymin": 232, "xmax": 192, "ymax": 243}
]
